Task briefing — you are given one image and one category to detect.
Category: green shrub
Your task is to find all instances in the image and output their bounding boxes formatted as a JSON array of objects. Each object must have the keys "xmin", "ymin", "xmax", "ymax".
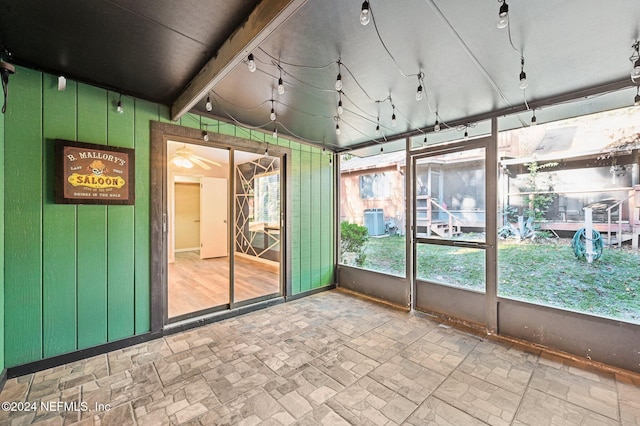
[{"xmin": 340, "ymin": 221, "xmax": 369, "ymax": 267}]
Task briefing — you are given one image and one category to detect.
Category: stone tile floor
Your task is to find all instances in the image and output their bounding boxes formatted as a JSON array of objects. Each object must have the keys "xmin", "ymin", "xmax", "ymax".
[{"xmin": 1, "ymin": 289, "xmax": 639, "ymax": 425}]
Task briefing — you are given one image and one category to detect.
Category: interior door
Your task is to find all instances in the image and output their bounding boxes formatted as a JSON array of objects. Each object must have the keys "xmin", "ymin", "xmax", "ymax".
[
  {"xmin": 200, "ymin": 177, "xmax": 228, "ymax": 259},
  {"xmin": 413, "ymin": 139, "xmax": 493, "ymax": 326}
]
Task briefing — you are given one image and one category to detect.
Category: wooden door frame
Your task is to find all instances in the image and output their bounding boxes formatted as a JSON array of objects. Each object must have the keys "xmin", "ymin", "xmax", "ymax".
[{"xmin": 150, "ymin": 121, "xmax": 291, "ymax": 332}]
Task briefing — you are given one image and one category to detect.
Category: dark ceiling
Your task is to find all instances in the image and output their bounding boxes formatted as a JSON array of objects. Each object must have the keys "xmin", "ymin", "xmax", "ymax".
[{"xmin": 1, "ymin": 0, "xmax": 639, "ymax": 152}]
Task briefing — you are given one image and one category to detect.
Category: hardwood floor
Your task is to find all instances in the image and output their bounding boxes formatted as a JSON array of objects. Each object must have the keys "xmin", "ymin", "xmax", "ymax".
[{"xmin": 168, "ymin": 251, "xmax": 280, "ymax": 318}]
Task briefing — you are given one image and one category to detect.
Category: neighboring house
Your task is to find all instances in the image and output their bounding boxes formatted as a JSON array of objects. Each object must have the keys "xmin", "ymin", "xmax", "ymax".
[
  {"xmin": 341, "ymin": 107, "xmax": 640, "ymax": 246},
  {"xmin": 340, "ymin": 151, "xmax": 406, "ymax": 236}
]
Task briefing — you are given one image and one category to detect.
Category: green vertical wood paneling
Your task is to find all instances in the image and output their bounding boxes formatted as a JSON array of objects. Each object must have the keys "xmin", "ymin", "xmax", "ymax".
[
  {"xmin": 4, "ymin": 67, "xmax": 43, "ymax": 366},
  {"xmin": 107, "ymin": 92, "xmax": 135, "ymax": 341},
  {"xmin": 76, "ymin": 83, "xmax": 108, "ymax": 349},
  {"xmin": 133, "ymin": 99, "xmax": 156, "ymax": 334},
  {"xmin": 310, "ymin": 150, "xmax": 322, "ymax": 288},
  {"xmin": 0, "ymin": 96, "xmax": 5, "ymax": 371},
  {"xmin": 299, "ymin": 146, "xmax": 311, "ymax": 292},
  {"xmin": 290, "ymin": 146, "xmax": 301, "ymax": 294},
  {"xmin": 321, "ymin": 155, "xmax": 334, "ymax": 284},
  {"xmin": 42, "ymin": 75, "xmax": 78, "ymax": 357},
  {"xmin": 219, "ymin": 122, "xmax": 236, "ymax": 136}
]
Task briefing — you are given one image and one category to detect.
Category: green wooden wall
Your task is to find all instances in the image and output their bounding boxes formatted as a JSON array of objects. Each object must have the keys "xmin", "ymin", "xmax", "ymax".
[{"xmin": 2, "ymin": 66, "xmax": 334, "ymax": 368}]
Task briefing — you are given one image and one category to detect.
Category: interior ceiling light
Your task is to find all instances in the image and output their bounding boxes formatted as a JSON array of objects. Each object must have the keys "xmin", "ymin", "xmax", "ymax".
[
  {"xmin": 391, "ymin": 105, "xmax": 397, "ymax": 127},
  {"xmin": 519, "ymin": 57, "xmax": 528, "ymax": 90},
  {"xmin": 531, "ymin": 110, "xmax": 537, "ymax": 126},
  {"xmin": 379, "ymin": 145, "xmax": 384, "ymax": 155},
  {"xmin": 171, "ymin": 145, "xmax": 221, "ymax": 170},
  {"xmin": 360, "ymin": 1, "xmax": 370, "ymax": 26},
  {"xmin": 205, "ymin": 95, "xmax": 212, "ymax": 112},
  {"xmin": 497, "ymin": 0, "xmax": 509, "ymax": 29},
  {"xmin": 247, "ymin": 53, "xmax": 256, "ymax": 72},
  {"xmin": 375, "ymin": 118, "xmax": 381, "ymax": 137},
  {"xmin": 270, "ymin": 100, "xmax": 276, "ymax": 121},
  {"xmin": 416, "ymin": 75, "xmax": 423, "ymax": 101},
  {"xmin": 335, "ymin": 72, "xmax": 342, "ymax": 91},
  {"xmin": 335, "ymin": 121, "xmax": 341, "ymax": 136},
  {"xmin": 635, "ymin": 86, "xmax": 640, "ymax": 106},
  {"xmin": 265, "ymin": 143, "xmax": 269, "ymax": 156},
  {"xmin": 464, "ymin": 129, "xmax": 469, "ymax": 140},
  {"xmin": 631, "ymin": 41, "xmax": 640, "ymax": 82},
  {"xmin": 273, "ymin": 126, "xmax": 278, "ymax": 139},
  {"xmin": 423, "ymin": 135, "xmax": 427, "ymax": 146},
  {"xmin": 337, "ymin": 93, "xmax": 344, "ymax": 115},
  {"xmin": 116, "ymin": 95, "xmax": 124, "ymax": 114},
  {"xmin": 434, "ymin": 119, "xmax": 441, "ymax": 132}
]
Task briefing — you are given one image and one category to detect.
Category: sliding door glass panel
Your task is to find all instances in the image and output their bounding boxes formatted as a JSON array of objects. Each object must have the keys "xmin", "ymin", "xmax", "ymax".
[
  {"xmin": 234, "ymin": 151, "xmax": 281, "ymax": 303},
  {"xmin": 167, "ymin": 141, "xmax": 230, "ymax": 318}
]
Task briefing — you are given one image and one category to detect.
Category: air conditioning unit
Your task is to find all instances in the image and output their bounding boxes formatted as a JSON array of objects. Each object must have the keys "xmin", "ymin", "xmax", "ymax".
[{"xmin": 364, "ymin": 208, "xmax": 384, "ymax": 236}]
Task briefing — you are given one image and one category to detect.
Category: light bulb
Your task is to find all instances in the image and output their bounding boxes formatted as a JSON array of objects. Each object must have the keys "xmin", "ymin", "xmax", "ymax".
[
  {"xmin": 391, "ymin": 113, "xmax": 397, "ymax": 127},
  {"xmin": 416, "ymin": 84, "xmax": 423, "ymax": 101},
  {"xmin": 379, "ymin": 145, "xmax": 384, "ymax": 155},
  {"xmin": 273, "ymin": 127, "xmax": 278, "ymax": 138},
  {"xmin": 632, "ymin": 60, "xmax": 640, "ymax": 80},
  {"xmin": 423, "ymin": 136, "xmax": 427, "ymax": 145},
  {"xmin": 519, "ymin": 71, "xmax": 528, "ymax": 89},
  {"xmin": 375, "ymin": 124, "xmax": 380, "ymax": 137},
  {"xmin": 278, "ymin": 77, "xmax": 285, "ymax": 94},
  {"xmin": 434, "ymin": 120, "xmax": 441, "ymax": 132},
  {"xmin": 531, "ymin": 112, "xmax": 537, "ymax": 126},
  {"xmin": 270, "ymin": 108, "xmax": 276, "ymax": 121},
  {"xmin": 116, "ymin": 100, "xmax": 123, "ymax": 114},
  {"xmin": 464, "ymin": 130, "xmax": 468, "ymax": 140},
  {"xmin": 247, "ymin": 53, "xmax": 256, "ymax": 72},
  {"xmin": 203, "ymin": 132, "xmax": 209, "ymax": 142},
  {"xmin": 335, "ymin": 73, "xmax": 342, "ymax": 91},
  {"xmin": 635, "ymin": 92, "xmax": 640, "ymax": 106},
  {"xmin": 497, "ymin": 2, "xmax": 509, "ymax": 29},
  {"xmin": 337, "ymin": 100, "xmax": 343, "ymax": 115},
  {"xmin": 360, "ymin": 1, "xmax": 370, "ymax": 25},
  {"xmin": 264, "ymin": 145, "xmax": 269, "ymax": 156},
  {"xmin": 205, "ymin": 96, "xmax": 212, "ymax": 111},
  {"xmin": 335, "ymin": 123, "xmax": 341, "ymax": 136}
]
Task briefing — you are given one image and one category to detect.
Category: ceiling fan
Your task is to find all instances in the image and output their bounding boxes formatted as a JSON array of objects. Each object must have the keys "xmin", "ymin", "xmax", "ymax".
[{"xmin": 170, "ymin": 145, "xmax": 221, "ymax": 170}]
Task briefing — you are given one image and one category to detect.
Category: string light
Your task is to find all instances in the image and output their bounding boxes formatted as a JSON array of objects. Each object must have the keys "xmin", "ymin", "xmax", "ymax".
[
  {"xmin": 379, "ymin": 145, "xmax": 384, "ymax": 155},
  {"xmin": 273, "ymin": 126, "xmax": 278, "ymax": 138},
  {"xmin": 391, "ymin": 105, "xmax": 397, "ymax": 127},
  {"xmin": 205, "ymin": 95, "xmax": 212, "ymax": 112},
  {"xmin": 203, "ymin": 124, "xmax": 209, "ymax": 141},
  {"xmin": 335, "ymin": 121, "xmax": 341, "ymax": 136},
  {"xmin": 264, "ymin": 142, "xmax": 269, "ymax": 156},
  {"xmin": 519, "ymin": 57, "xmax": 528, "ymax": 90},
  {"xmin": 270, "ymin": 100, "xmax": 276, "ymax": 121},
  {"xmin": 360, "ymin": 1, "xmax": 370, "ymax": 26},
  {"xmin": 497, "ymin": 0, "xmax": 509, "ymax": 29},
  {"xmin": 278, "ymin": 68, "xmax": 285, "ymax": 94},
  {"xmin": 375, "ymin": 117, "xmax": 381, "ymax": 137},
  {"xmin": 635, "ymin": 86, "xmax": 640, "ymax": 106},
  {"xmin": 116, "ymin": 95, "xmax": 124, "ymax": 114},
  {"xmin": 247, "ymin": 53, "xmax": 256, "ymax": 72},
  {"xmin": 434, "ymin": 119, "xmax": 441, "ymax": 132},
  {"xmin": 337, "ymin": 92, "xmax": 344, "ymax": 115},
  {"xmin": 464, "ymin": 129, "xmax": 469, "ymax": 140},
  {"xmin": 416, "ymin": 75, "xmax": 423, "ymax": 101},
  {"xmin": 335, "ymin": 65, "xmax": 343, "ymax": 91},
  {"xmin": 531, "ymin": 110, "xmax": 537, "ymax": 126},
  {"xmin": 631, "ymin": 41, "xmax": 640, "ymax": 82},
  {"xmin": 423, "ymin": 135, "xmax": 427, "ymax": 146}
]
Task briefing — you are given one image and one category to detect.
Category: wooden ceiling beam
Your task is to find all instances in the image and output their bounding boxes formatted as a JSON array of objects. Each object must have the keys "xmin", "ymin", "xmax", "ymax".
[{"xmin": 170, "ymin": 0, "xmax": 308, "ymax": 121}]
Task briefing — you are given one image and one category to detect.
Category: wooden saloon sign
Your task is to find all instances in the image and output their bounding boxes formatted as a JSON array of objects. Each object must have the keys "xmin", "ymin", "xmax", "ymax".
[{"xmin": 55, "ymin": 140, "xmax": 135, "ymax": 205}]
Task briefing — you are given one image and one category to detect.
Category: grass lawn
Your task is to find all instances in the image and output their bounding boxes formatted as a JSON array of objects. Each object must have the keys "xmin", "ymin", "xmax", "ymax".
[{"xmin": 357, "ymin": 235, "xmax": 640, "ymax": 324}]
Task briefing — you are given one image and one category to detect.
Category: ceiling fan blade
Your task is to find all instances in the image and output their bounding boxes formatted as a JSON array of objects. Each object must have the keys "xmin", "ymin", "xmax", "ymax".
[
  {"xmin": 190, "ymin": 157, "xmax": 211, "ymax": 170},
  {"xmin": 192, "ymin": 155, "xmax": 221, "ymax": 167}
]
